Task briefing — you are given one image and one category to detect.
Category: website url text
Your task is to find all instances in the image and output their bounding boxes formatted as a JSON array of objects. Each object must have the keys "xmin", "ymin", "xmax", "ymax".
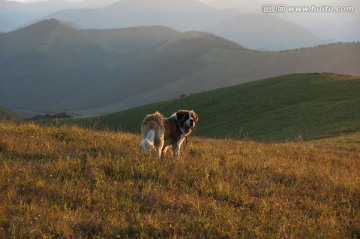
[{"xmin": 262, "ymin": 4, "xmax": 355, "ymax": 13}]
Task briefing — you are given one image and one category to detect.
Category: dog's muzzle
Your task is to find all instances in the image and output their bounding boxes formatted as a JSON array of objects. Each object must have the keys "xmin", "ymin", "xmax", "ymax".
[{"xmin": 185, "ymin": 122, "xmax": 195, "ymax": 132}]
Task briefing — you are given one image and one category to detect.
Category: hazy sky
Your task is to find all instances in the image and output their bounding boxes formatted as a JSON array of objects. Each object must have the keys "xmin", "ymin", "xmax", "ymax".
[{"xmin": 6, "ymin": 0, "xmax": 360, "ymax": 13}]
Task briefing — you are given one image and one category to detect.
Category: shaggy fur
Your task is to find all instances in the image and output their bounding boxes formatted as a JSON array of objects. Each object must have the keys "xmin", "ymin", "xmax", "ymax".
[
  {"xmin": 140, "ymin": 112, "xmax": 165, "ymax": 157},
  {"xmin": 140, "ymin": 110, "xmax": 199, "ymax": 159}
]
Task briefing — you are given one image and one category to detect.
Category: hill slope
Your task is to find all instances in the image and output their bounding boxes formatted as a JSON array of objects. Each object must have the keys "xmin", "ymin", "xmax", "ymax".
[
  {"xmin": 1, "ymin": 20, "xmax": 359, "ymax": 116},
  {"xmin": 0, "ymin": 106, "xmax": 19, "ymax": 120},
  {"xmin": 207, "ymin": 13, "xmax": 323, "ymax": 50},
  {"xmin": 75, "ymin": 73, "xmax": 360, "ymax": 141},
  {"xmin": 0, "ymin": 20, "xmax": 179, "ymax": 113},
  {"xmin": 0, "ymin": 19, "xmax": 123, "ymax": 112},
  {"xmin": 0, "ymin": 122, "xmax": 359, "ymax": 238},
  {"xmin": 82, "ymin": 26, "xmax": 180, "ymax": 53}
]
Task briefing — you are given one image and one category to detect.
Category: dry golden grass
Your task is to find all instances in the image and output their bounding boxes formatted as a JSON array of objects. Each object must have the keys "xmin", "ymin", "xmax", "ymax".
[{"xmin": 0, "ymin": 122, "xmax": 359, "ymax": 238}]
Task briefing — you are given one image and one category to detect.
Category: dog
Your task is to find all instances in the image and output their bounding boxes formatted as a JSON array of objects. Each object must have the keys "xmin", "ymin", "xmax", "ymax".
[{"xmin": 140, "ymin": 110, "xmax": 199, "ymax": 159}]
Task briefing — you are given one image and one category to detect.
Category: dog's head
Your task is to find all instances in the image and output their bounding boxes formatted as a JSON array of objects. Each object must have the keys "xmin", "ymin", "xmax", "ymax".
[{"xmin": 175, "ymin": 110, "xmax": 199, "ymax": 134}]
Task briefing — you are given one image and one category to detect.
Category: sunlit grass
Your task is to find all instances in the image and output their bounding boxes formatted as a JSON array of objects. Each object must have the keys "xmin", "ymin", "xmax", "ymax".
[{"xmin": 0, "ymin": 122, "xmax": 359, "ymax": 238}]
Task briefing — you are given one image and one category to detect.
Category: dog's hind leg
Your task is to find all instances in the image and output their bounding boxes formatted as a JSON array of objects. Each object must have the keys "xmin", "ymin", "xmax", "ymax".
[
  {"xmin": 140, "ymin": 129, "xmax": 156, "ymax": 154},
  {"xmin": 161, "ymin": 146, "xmax": 169, "ymax": 159},
  {"xmin": 154, "ymin": 133, "xmax": 164, "ymax": 158}
]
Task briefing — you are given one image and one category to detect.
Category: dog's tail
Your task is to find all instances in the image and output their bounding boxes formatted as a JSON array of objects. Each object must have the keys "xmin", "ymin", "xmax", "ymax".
[{"xmin": 140, "ymin": 129, "xmax": 156, "ymax": 153}]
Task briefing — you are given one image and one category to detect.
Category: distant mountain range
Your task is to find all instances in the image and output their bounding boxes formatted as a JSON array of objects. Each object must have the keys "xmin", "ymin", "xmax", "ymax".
[
  {"xmin": 0, "ymin": 0, "xmax": 117, "ymax": 32},
  {"xmin": 0, "ymin": 19, "xmax": 359, "ymax": 117},
  {"xmin": 47, "ymin": 0, "xmax": 228, "ymax": 31},
  {"xmin": 2, "ymin": 0, "xmax": 359, "ymax": 49},
  {"xmin": 46, "ymin": 0, "xmax": 324, "ymax": 50},
  {"xmin": 207, "ymin": 0, "xmax": 360, "ymax": 43},
  {"xmin": 1, "ymin": 0, "xmax": 326, "ymax": 50}
]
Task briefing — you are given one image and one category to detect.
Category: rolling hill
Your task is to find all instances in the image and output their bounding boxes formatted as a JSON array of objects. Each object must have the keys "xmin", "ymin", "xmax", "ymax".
[
  {"xmin": 1, "ymin": 19, "xmax": 359, "ymax": 116},
  {"xmin": 0, "ymin": 19, "xmax": 123, "ymax": 112},
  {"xmin": 70, "ymin": 73, "xmax": 360, "ymax": 142}
]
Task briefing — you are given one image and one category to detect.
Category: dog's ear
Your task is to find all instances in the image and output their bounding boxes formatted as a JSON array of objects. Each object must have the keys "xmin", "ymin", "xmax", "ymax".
[
  {"xmin": 191, "ymin": 110, "xmax": 199, "ymax": 123},
  {"xmin": 176, "ymin": 110, "xmax": 188, "ymax": 122}
]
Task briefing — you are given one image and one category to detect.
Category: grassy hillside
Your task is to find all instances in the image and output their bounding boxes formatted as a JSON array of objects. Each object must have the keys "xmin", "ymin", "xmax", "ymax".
[
  {"xmin": 69, "ymin": 73, "xmax": 360, "ymax": 142},
  {"xmin": 0, "ymin": 122, "xmax": 358, "ymax": 238}
]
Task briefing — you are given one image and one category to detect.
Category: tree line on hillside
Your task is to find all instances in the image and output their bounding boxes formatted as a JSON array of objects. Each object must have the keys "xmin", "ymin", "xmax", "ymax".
[
  {"xmin": 31, "ymin": 112, "xmax": 72, "ymax": 120},
  {"xmin": 278, "ymin": 42, "xmax": 360, "ymax": 52}
]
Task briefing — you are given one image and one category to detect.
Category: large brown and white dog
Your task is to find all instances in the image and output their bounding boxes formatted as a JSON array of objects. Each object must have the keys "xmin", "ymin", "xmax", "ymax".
[{"xmin": 140, "ymin": 110, "xmax": 199, "ymax": 159}]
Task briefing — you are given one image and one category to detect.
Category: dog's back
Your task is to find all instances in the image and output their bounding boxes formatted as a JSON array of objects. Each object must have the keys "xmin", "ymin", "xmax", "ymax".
[{"xmin": 140, "ymin": 112, "xmax": 165, "ymax": 156}]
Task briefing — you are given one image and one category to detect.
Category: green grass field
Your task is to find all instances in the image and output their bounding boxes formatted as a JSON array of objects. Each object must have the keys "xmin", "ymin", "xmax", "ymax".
[
  {"xmin": 61, "ymin": 73, "xmax": 360, "ymax": 142},
  {"xmin": 0, "ymin": 122, "xmax": 359, "ymax": 238}
]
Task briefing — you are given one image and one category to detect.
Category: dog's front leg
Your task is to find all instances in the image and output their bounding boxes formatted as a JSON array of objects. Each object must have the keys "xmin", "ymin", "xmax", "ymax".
[
  {"xmin": 172, "ymin": 144, "xmax": 180, "ymax": 159},
  {"xmin": 172, "ymin": 136, "xmax": 185, "ymax": 159}
]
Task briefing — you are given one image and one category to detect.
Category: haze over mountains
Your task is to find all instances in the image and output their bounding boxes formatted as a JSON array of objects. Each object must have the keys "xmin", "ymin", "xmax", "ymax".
[
  {"xmin": 206, "ymin": 13, "xmax": 323, "ymax": 51},
  {"xmin": 1, "ymin": 19, "xmax": 359, "ymax": 117},
  {"xmin": 48, "ymin": 0, "xmax": 227, "ymax": 30},
  {"xmin": 208, "ymin": 0, "xmax": 360, "ymax": 43},
  {"xmin": 3, "ymin": 0, "xmax": 359, "ymax": 50}
]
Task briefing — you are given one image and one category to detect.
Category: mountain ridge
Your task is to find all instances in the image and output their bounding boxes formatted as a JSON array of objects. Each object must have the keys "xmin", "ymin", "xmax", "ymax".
[
  {"xmin": 44, "ymin": 0, "xmax": 323, "ymax": 50},
  {"xmin": 0, "ymin": 0, "xmax": 117, "ymax": 32}
]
